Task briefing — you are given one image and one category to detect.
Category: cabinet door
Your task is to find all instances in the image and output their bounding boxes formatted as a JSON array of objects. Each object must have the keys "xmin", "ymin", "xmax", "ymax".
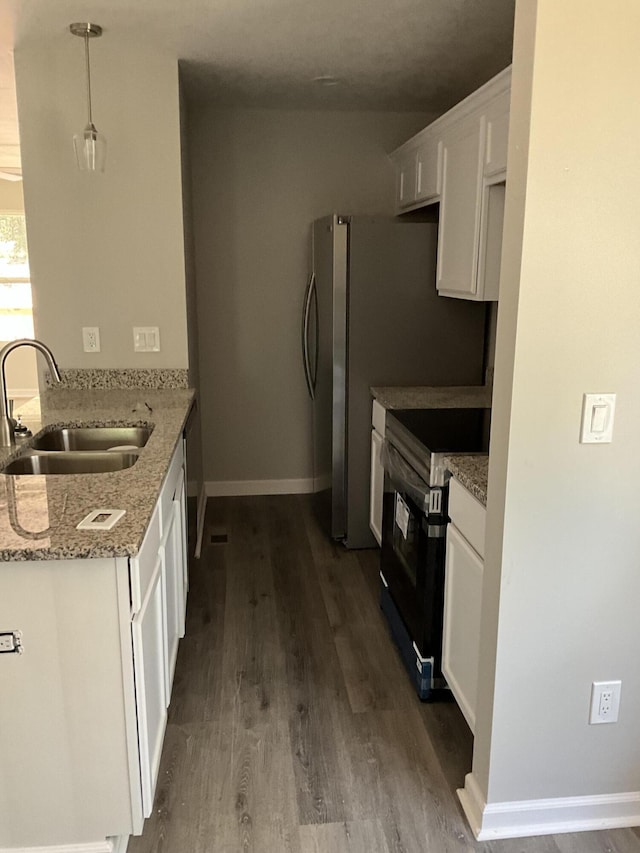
[
  {"xmin": 436, "ymin": 117, "xmax": 485, "ymax": 298},
  {"xmin": 442, "ymin": 524, "xmax": 483, "ymax": 734},
  {"xmin": 162, "ymin": 468, "xmax": 188, "ymax": 698},
  {"xmin": 369, "ymin": 428, "xmax": 384, "ymax": 546},
  {"xmin": 131, "ymin": 556, "xmax": 168, "ymax": 817},
  {"xmin": 476, "ymin": 180, "xmax": 505, "ymax": 302},
  {"xmin": 416, "ymin": 137, "xmax": 442, "ymax": 202},
  {"xmin": 174, "ymin": 471, "xmax": 188, "ymax": 636},
  {"xmin": 395, "ymin": 151, "xmax": 417, "ymax": 209},
  {"xmin": 161, "ymin": 516, "xmax": 180, "ymax": 700},
  {"xmin": 484, "ymin": 90, "xmax": 510, "ymax": 177}
]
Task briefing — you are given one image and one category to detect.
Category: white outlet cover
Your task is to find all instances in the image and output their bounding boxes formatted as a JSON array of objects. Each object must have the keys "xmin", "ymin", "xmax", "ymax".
[
  {"xmin": 82, "ymin": 326, "xmax": 101, "ymax": 353},
  {"xmin": 589, "ymin": 680, "xmax": 622, "ymax": 724}
]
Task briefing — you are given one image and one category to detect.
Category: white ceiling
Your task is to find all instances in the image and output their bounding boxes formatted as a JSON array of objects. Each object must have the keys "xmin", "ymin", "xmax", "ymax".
[{"xmin": 0, "ymin": 0, "xmax": 515, "ymax": 168}]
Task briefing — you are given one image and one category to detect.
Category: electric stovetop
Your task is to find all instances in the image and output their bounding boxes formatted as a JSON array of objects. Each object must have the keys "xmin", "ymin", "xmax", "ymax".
[{"xmin": 385, "ymin": 407, "xmax": 491, "ymax": 486}]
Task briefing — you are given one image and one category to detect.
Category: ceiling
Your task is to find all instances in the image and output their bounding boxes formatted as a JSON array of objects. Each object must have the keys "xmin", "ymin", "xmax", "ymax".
[{"xmin": 0, "ymin": 0, "xmax": 515, "ymax": 171}]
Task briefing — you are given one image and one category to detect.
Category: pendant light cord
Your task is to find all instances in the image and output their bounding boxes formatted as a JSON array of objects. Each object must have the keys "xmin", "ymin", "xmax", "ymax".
[{"xmin": 84, "ymin": 32, "xmax": 93, "ymax": 127}]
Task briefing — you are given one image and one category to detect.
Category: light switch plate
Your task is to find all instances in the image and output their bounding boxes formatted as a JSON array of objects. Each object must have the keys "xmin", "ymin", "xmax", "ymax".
[
  {"xmin": 580, "ymin": 393, "xmax": 616, "ymax": 443},
  {"xmin": 133, "ymin": 326, "xmax": 160, "ymax": 353}
]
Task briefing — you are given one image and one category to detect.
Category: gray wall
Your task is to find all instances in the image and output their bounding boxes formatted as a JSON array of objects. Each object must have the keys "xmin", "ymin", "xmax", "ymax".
[
  {"xmin": 178, "ymin": 83, "xmax": 203, "ymax": 499},
  {"xmin": 468, "ymin": 0, "xmax": 640, "ymax": 830},
  {"xmin": 188, "ymin": 107, "xmax": 430, "ymax": 488},
  {"xmin": 13, "ymin": 35, "xmax": 189, "ymax": 370}
]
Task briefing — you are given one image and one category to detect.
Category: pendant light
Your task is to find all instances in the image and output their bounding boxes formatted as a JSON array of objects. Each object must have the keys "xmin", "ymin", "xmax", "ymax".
[{"xmin": 70, "ymin": 23, "xmax": 106, "ymax": 172}]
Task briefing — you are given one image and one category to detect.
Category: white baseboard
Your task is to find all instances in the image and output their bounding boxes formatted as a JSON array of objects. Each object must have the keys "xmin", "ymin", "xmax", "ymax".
[
  {"xmin": 108, "ymin": 837, "xmax": 128, "ymax": 853},
  {"xmin": 8, "ymin": 388, "xmax": 38, "ymax": 400},
  {"xmin": 0, "ymin": 842, "xmax": 114, "ymax": 853},
  {"xmin": 459, "ymin": 772, "xmax": 640, "ymax": 840},
  {"xmin": 205, "ymin": 478, "xmax": 315, "ymax": 497},
  {"xmin": 194, "ymin": 482, "xmax": 207, "ymax": 560}
]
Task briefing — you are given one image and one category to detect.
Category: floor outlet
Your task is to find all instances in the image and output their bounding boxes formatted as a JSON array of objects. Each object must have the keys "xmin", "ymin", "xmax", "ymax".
[{"xmin": 589, "ymin": 680, "xmax": 621, "ymax": 724}]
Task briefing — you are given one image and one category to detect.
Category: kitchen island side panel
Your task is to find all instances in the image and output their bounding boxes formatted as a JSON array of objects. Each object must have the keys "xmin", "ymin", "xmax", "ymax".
[{"xmin": 0, "ymin": 558, "xmax": 137, "ymax": 847}]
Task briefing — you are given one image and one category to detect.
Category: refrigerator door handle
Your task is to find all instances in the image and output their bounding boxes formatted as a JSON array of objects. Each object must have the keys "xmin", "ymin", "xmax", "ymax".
[{"xmin": 302, "ymin": 272, "xmax": 316, "ymax": 400}]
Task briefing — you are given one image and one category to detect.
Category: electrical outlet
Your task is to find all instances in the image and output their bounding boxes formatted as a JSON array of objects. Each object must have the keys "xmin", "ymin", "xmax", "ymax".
[
  {"xmin": 589, "ymin": 680, "xmax": 622, "ymax": 724},
  {"xmin": 0, "ymin": 631, "xmax": 22, "ymax": 654},
  {"xmin": 0, "ymin": 633, "xmax": 16, "ymax": 652},
  {"xmin": 82, "ymin": 326, "xmax": 101, "ymax": 353}
]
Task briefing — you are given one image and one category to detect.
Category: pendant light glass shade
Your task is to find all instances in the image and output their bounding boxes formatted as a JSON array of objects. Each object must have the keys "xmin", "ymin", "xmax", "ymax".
[
  {"xmin": 74, "ymin": 124, "xmax": 107, "ymax": 172},
  {"xmin": 70, "ymin": 23, "xmax": 106, "ymax": 173}
]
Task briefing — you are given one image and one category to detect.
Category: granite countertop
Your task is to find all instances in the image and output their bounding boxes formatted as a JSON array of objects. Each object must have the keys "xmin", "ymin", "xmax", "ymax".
[
  {"xmin": 444, "ymin": 454, "xmax": 489, "ymax": 506},
  {"xmin": 371, "ymin": 385, "xmax": 492, "ymax": 410},
  {"xmin": 0, "ymin": 387, "xmax": 195, "ymax": 561}
]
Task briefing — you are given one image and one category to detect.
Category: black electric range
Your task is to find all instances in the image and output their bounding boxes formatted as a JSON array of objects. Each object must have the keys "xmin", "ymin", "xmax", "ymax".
[
  {"xmin": 379, "ymin": 406, "xmax": 491, "ymax": 700},
  {"xmin": 385, "ymin": 407, "xmax": 491, "ymax": 487}
]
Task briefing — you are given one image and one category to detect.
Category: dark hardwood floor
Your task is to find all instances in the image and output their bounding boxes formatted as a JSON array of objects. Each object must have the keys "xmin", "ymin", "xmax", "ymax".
[{"xmin": 128, "ymin": 495, "xmax": 640, "ymax": 853}]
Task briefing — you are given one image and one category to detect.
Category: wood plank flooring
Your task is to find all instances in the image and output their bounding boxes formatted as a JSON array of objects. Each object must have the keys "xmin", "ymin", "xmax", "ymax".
[{"xmin": 128, "ymin": 495, "xmax": 640, "ymax": 853}]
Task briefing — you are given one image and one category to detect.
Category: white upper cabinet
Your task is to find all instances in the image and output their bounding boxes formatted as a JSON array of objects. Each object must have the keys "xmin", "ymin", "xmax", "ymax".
[
  {"xmin": 436, "ymin": 117, "xmax": 485, "ymax": 298},
  {"xmin": 392, "ymin": 127, "xmax": 443, "ymax": 210},
  {"xmin": 484, "ymin": 89, "xmax": 510, "ymax": 178},
  {"xmin": 390, "ymin": 67, "xmax": 511, "ymax": 301},
  {"xmin": 395, "ymin": 148, "xmax": 418, "ymax": 209},
  {"xmin": 415, "ymin": 133, "xmax": 442, "ymax": 202}
]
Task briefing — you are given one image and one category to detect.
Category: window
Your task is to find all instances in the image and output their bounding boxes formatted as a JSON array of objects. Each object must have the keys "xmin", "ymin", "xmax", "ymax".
[{"xmin": 0, "ymin": 212, "xmax": 34, "ymax": 340}]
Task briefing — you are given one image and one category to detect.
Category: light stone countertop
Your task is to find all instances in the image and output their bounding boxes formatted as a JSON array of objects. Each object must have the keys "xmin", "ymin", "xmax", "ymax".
[
  {"xmin": 0, "ymin": 387, "xmax": 195, "ymax": 561},
  {"xmin": 444, "ymin": 454, "xmax": 489, "ymax": 506},
  {"xmin": 370, "ymin": 385, "xmax": 492, "ymax": 410}
]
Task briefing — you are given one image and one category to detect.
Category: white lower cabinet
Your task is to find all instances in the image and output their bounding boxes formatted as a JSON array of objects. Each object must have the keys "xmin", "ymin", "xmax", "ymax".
[
  {"xmin": 176, "ymin": 471, "xmax": 189, "ymax": 636},
  {"xmin": 0, "ymin": 439, "xmax": 190, "ymax": 850},
  {"xmin": 442, "ymin": 478, "xmax": 486, "ymax": 734},
  {"xmin": 162, "ymin": 468, "xmax": 186, "ymax": 693},
  {"xmin": 131, "ymin": 440, "xmax": 187, "ymax": 818},
  {"xmin": 132, "ymin": 553, "xmax": 168, "ymax": 817},
  {"xmin": 370, "ymin": 428, "xmax": 384, "ymax": 546}
]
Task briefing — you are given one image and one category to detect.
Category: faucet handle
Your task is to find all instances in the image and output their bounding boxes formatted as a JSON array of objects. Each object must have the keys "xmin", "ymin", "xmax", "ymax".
[{"xmin": 14, "ymin": 415, "xmax": 31, "ymax": 438}]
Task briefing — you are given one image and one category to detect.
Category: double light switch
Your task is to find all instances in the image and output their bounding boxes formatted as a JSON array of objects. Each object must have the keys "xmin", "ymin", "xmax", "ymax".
[{"xmin": 580, "ymin": 393, "xmax": 616, "ymax": 444}]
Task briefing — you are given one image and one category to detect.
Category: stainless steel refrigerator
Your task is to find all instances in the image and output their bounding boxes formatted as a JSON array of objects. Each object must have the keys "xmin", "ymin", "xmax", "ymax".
[{"xmin": 302, "ymin": 214, "xmax": 487, "ymax": 549}]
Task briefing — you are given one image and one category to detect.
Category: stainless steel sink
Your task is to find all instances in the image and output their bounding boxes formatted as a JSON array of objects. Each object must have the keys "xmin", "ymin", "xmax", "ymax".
[
  {"xmin": 31, "ymin": 426, "xmax": 152, "ymax": 452},
  {"xmin": 2, "ymin": 451, "xmax": 140, "ymax": 475}
]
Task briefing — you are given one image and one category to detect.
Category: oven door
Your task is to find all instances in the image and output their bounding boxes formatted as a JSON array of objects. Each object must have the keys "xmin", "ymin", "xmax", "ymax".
[{"xmin": 379, "ymin": 440, "xmax": 447, "ymax": 674}]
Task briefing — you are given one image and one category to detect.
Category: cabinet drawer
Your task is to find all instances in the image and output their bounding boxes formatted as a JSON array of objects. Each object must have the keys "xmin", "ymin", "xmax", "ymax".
[
  {"xmin": 448, "ymin": 477, "xmax": 486, "ymax": 559},
  {"xmin": 159, "ymin": 439, "xmax": 184, "ymax": 532},
  {"xmin": 130, "ymin": 502, "xmax": 161, "ymax": 614}
]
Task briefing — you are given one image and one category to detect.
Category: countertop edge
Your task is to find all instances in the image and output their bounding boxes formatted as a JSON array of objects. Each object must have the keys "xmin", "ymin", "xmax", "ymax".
[
  {"xmin": 444, "ymin": 454, "xmax": 489, "ymax": 506},
  {"xmin": 371, "ymin": 385, "xmax": 492, "ymax": 410}
]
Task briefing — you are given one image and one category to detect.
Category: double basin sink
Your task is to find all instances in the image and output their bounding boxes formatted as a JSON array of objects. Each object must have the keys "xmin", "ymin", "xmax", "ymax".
[{"xmin": 1, "ymin": 427, "xmax": 152, "ymax": 475}]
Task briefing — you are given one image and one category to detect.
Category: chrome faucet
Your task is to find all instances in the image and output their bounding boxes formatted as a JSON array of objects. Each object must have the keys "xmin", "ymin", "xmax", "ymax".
[{"xmin": 0, "ymin": 339, "xmax": 62, "ymax": 446}]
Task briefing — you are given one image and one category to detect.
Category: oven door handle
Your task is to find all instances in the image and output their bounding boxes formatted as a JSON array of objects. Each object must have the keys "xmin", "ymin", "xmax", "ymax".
[{"xmin": 380, "ymin": 439, "xmax": 432, "ymax": 514}]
